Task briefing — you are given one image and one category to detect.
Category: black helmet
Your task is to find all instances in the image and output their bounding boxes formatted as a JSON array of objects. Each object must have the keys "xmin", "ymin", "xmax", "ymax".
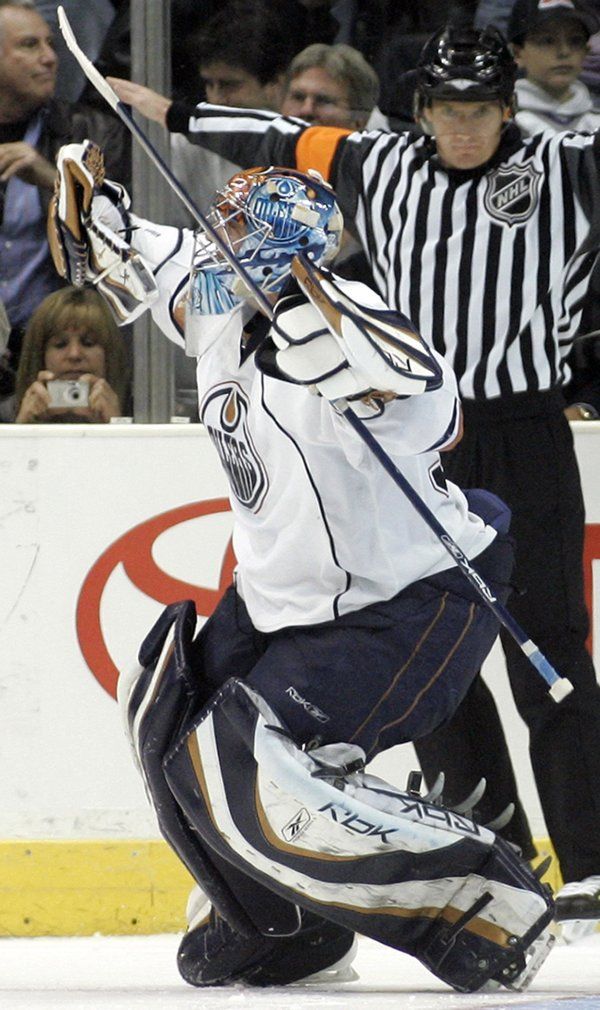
[{"xmin": 415, "ymin": 25, "xmax": 517, "ymax": 111}]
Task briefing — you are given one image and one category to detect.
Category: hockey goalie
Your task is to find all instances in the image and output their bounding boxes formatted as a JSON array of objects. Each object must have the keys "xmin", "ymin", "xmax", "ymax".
[{"xmin": 48, "ymin": 140, "xmax": 555, "ymax": 992}]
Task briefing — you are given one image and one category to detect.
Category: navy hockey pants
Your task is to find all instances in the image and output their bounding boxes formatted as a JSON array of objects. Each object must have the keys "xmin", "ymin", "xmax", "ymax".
[{"xmin": 191, "ymin": 503, "xmax": 514, "ymax": 762}]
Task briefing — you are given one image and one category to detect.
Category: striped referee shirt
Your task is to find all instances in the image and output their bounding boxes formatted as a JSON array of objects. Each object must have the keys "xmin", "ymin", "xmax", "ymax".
[{"xmin": 167, "ymin": 103, "xmax": 600, "ymax": 400}]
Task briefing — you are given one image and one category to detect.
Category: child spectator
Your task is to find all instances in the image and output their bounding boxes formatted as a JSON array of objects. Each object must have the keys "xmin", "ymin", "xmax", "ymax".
[
  {"xmin": 507, "ymin": 1, "xmax": 600, "ymax": 421},
  {"xmin": 509, "ymin": 0, "xmax": 600, "ymax": 133}
]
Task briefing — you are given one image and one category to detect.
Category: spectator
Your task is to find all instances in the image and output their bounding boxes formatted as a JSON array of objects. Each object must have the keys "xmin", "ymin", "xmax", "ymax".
[
  {"xmin": 281, "ymin": 42, "xmax": 382, "ymax": 129},
  {"xmin": 14, "ymin": 286, "xmax": 129, "ymax": 423},
  {"xmin": 36, "ymin": 0, "xmax": 115, "ymax": 102},
  {"xmin": 0, "ymin": 296, "xmax": 13, "ymax": 420},
  {"xmin": 193, "ymin": 1, "xmax": 293, "ymax": 113},
  {"xmin": 506, "ymin": 0, "xmax": 600, "ymax": 421},
  {"xmin": 162, "ymin": 0, "xmax": 297, "ymax": 416},
  {"xmin": 0, "ymin": 0, "xmax": 130, "ymax": 369},
  {"xmin": 88, "ymin": 1, "xmax": 360, "ymax": 108},
  {"xmin": 280, "ymin": 42, "xmax": 382, "ymax": 283},
  {"xmin": 510, "ymin": 0, "xmax": 600, "ymax": 133},
  {"xmin": 476, "ymin": 0, "xmax": 600, "ymax": 98},
  {"xmin": 167, "ymin": 1, "xmax": 295, "ymax": 227}
]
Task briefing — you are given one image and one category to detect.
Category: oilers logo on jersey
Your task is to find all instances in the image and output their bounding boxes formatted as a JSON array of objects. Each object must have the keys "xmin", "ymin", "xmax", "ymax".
[{"xmin": 201, "ymin": 384, "xmax": 269, "ymax": 510}]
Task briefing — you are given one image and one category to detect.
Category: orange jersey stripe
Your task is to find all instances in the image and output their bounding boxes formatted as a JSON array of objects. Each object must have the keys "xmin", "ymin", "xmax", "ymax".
[{"xmin": 295, "ymin": 126, "xmax": 351, "ymax": 181}]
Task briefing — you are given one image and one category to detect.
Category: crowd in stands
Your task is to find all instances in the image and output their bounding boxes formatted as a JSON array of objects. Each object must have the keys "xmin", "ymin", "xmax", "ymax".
[
  {"xmin": 0, "ymin": 0, "xmax": 129, "ymax": 421},
  {"xmin": 1, "ymin": 0, "xmax": 600, "ymax": 421}
]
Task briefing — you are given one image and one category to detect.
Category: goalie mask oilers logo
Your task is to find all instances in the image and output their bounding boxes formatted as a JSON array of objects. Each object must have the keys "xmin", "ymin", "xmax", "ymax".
[
  {"xmin": 201, "ymin": 383, "xmax": 268, "ymax": 511},
  {"xmin": 484, "ymin": 162, "xmax": 542, "ymax": 226}
]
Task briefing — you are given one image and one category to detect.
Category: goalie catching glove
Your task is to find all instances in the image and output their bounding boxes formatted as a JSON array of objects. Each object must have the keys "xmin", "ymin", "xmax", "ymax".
[
  {"xmin": 271, "ymin": 255, "xmax": 443, "ymax": 404},
  {"xmin": 47, "ymin": 140, "xmax": 158, "ymax": 323}
]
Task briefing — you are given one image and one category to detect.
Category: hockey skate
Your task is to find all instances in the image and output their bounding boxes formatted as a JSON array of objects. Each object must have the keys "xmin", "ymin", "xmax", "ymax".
[
  {"xmin": 177, "ymin": 898, "xmax": 357, "ymax": 988},
  {"xmin": 555, "ymin": 874, "xmax": 600, "ymax": 943}
]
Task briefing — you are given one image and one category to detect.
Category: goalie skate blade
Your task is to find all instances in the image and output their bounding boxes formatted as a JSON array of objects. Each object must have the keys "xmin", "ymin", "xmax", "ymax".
[
  {"xmin": 185, "ymin": 885, "xmax": 211, "ymax": 931},
  {"xmin": 289, "ymin": 938, "xmax": 359, "ymax": 986},
  {"xmin": 504, "ymin": 930, "xmax": 554, "ymax": 992}
]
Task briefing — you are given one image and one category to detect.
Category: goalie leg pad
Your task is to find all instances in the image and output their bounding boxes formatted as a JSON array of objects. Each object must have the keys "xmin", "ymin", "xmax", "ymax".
[
  {"xmin": 119, "ymin": 599, "xmax": 302, "ymax": 939},
  {"xmin": 164, "ymin": 678, "xmax": 554, "ymax": 993}
]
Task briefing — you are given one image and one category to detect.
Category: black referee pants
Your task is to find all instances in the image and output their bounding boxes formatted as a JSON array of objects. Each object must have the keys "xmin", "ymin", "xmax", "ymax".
[{"xmin": 414, "ymin": 390, "xmax": 600, "ymax": 883}]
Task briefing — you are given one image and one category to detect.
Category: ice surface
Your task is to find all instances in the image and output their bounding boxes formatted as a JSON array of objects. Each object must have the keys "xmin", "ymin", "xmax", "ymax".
[{"xmin": 0, "ymin": 932, "xmax": 599, "ymax": 1010}]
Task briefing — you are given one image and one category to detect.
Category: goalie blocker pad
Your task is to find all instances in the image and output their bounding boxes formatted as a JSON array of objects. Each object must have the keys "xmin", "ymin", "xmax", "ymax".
[
  {"xmin": 161, "ymin": 676, "xmax": 553, "ymax": 993},
  {"xmin": 284, "ymin": 253, "xmax": 444, "ymax": 397}
]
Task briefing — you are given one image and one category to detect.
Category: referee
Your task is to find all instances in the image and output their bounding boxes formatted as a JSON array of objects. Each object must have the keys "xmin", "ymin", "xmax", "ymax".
[{"xmin": 109, "ymin": 18, "xmax": 600, "ymax": 936}]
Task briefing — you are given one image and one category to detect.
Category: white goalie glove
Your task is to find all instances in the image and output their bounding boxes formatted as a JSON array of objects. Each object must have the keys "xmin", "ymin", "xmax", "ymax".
[
  {"xmin": 271, "ymin": 256, "xmax": 443, "ymax": 403},
  {"xmin": 47, "ymin": 140, "xmax": 158, "ymax": 323}
]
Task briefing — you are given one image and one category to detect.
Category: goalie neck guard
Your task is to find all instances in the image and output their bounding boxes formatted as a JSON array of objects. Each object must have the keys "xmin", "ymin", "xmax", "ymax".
[{"xmin": 189, "ymin": 167, "xmax": 344, "ymax": 316}]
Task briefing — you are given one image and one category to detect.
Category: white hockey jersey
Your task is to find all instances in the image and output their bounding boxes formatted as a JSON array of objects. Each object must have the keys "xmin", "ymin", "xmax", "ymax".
[{"xmin": 132, "ymin": 218, "xmax": 496, "ymax": 633}]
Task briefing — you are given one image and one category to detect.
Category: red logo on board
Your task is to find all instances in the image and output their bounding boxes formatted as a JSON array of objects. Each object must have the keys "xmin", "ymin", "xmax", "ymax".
[
  {"xmin": 76, "ymin": 512, "xmax": 600, "ymax": 699},
  {"xmin": 76, "ymin": 498, "xmax": 234, "ymax": 699}
]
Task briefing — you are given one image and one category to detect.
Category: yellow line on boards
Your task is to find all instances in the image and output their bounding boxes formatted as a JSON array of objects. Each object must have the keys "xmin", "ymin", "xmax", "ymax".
[
  {"xmin": 0, "ymin": 840, "xmax": 193, "ymax": 937},
  {"xmin": 0, "ymin": 837, "xmax": 562, "ymax": 937}
]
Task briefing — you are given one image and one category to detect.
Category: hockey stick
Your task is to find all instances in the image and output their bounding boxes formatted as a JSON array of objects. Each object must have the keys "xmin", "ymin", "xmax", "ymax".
[
  {"xmin": 56, "ymin": 5, "xmax": 273, "ymax": 319},
  {"xmin": 291, "ymin": 255, "xmax": 574, "ymax": 703},
  {"xmin": 341, "ymin": 401, "xmax": 572, "ymax": 700},
  {"xmin": 57, "ymin": 8, "xmax": 572, "ymax": 701}
]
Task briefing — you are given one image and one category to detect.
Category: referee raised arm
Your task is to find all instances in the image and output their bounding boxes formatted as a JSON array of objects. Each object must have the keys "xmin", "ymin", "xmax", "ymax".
[{"xmin": 109, "ymin": 15, "xmax": 600, "ymax": 937}]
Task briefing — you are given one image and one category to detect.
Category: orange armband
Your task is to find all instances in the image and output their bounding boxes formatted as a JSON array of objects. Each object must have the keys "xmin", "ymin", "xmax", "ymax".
[{"xmin": 294, "ymin": 126, "xmax": 351, "ymax": 182}]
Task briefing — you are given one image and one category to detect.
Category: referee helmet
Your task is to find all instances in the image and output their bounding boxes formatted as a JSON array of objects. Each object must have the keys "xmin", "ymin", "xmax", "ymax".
[{"xmin": 415, "ymin": 26, "xmax": 517, "ymax": 114}]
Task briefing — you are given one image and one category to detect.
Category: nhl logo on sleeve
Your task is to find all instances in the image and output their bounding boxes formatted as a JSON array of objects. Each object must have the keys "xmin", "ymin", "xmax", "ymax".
[{"xmin": 484, "ymin": 162, "xmax": 542, "ymax": 226}]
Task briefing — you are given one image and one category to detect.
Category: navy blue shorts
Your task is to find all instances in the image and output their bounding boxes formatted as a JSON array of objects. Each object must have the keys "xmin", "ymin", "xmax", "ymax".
[{"xmin": 194, "ymin": 492, "xmax": 514, "ymax": 761}]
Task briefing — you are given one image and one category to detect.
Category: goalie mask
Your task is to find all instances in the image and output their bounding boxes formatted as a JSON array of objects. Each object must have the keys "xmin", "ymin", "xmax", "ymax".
[{"xmin": 188, "ymin": 167, "xmax": 344, "ymax": 316}]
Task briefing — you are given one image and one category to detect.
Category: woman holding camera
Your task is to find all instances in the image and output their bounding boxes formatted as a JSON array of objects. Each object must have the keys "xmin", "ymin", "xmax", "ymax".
[{"xmin": 14, "ymin": 286, "xmax": 129, "ymax": 423}]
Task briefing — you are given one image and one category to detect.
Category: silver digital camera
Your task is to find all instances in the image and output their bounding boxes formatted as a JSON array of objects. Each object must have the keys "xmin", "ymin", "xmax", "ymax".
[{"xmin": 47, "ymin": 379, "xmax": 90, "ymax": 408}]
